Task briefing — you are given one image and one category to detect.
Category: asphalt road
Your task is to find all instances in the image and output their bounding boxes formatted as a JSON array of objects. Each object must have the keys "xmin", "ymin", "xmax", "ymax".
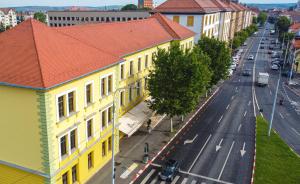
[
  {"xmin": 133, "ymin": 31, "xmax": 263, "ymax": 184},
  {"xmin": 253, "ymin": 23, "xmax": 300, "ymax": 155}
]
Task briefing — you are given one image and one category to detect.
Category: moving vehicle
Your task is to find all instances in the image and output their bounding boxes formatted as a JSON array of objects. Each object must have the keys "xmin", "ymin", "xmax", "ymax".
[
  {"xmin": 270, "ymin": 30, "xmax": 275, "ymax": 35},
  {"xmin": 242, "ymin": 69, "xmax": 252, "ymax": 76},
  {"xmin": 260, "ymin": 46, "xmax": 265, "ymax": 49},
  {"xmin": 271, "ymin": 64, "xmax": 279, "ymax": 70},
  {"xmin": 248, "ymin": 55, "xmax": 254, "ymax": 60},
  {"xmin": 257, "ymin": 72, "xmax": 269, "ymax": 86},
  {"xmin": 159, "ymin": 159, "xmax": 179, "ymax": 181},
  {"xmin": 230, "ymin": 63, "xmax": 237, "ymax": 70},
  {"xmin": 243, "ymin": 42, "xmax": 247, "ymax": 46}
]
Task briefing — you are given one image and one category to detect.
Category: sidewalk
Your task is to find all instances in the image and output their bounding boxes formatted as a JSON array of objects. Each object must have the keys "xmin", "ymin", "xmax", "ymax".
[
  {"xmin": 286, "ymin": 73, "xmax": 300, "ymax": 96},
  {"xmin": 87, "ymin": 87, "xmax": 220, "ymax": 184}
]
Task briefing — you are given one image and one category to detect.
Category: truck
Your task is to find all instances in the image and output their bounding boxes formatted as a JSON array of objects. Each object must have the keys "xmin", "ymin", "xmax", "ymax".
[{"xmin": 257, "ymin": 72, "xmax": 269, "ymax": 87}]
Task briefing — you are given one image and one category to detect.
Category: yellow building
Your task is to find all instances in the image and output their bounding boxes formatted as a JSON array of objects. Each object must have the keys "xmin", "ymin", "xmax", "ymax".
[{"xmin": 0, "ymin": 13, "xmax": 194, "ymax": 184}]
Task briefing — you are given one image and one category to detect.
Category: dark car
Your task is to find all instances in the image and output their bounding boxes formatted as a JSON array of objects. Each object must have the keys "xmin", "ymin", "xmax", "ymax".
[
  {"xmin": 260, "ymin": 46, "xmax": 265, "ymax": 49},
  {"xmin": 269, "ymin": 46, "xmax": 274, "ymax": 50},
  {"xmin": 242, "ymin": 69, "xmax": 252, "ymax": 76},
  {"xmin": 159, "ymin": 159, "xmax": 179, "ymax": 181}
]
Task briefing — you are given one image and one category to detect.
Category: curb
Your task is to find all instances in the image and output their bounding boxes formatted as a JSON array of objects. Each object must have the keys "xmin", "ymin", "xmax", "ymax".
[
  {"xmin": 129, "ymin": 87, "xmax": 220, "ymax": 184},
  {"xmin": 251, "ymin": 120, "xmax": 257, "ymax": 184}
]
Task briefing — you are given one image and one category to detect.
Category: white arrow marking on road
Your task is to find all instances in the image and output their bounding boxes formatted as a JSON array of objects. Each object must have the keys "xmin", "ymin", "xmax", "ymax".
[
  {"xmin": 279, "ymin": 113, "xmax": 284, "ymax": 119},
  {"xmin": 240, "ymin": 142, "xmax": 246, "ymax": 157},
  {"xmin": 184, "ymin": 134, "xmax": 198, "ymax": 145},
  {"xmin": 216, "ymin": 138, "xmax": 223, "ymax": 152},
  {"xmin": 218, "ymin": 115, "xmax": 223, "ymax": 123}
]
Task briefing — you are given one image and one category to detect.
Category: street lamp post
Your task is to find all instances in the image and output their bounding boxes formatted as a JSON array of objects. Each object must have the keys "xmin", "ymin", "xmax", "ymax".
[{"xmin": 111, "ymin": 86, "xmax": 140, "ymax": 184}]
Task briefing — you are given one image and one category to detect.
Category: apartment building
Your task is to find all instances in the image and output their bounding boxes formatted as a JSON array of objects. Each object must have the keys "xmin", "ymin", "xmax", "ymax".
[
  {"xmin": 0, "ymin": 8, "xmax": 17, "ymax": 28},
  {"xmin": 138, "ymin": 0, "xmax": 154, "ymax": 9},
  {"xmin": 0, "ymin": 13, "xmax": 194, "ymax": 184},
  {"xmin": 47, "ymin": 10, "xmax": 150, "ymax": 27}
]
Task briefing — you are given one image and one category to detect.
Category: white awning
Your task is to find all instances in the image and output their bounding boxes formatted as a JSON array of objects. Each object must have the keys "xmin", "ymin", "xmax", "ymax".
[{"xmin": 118, "ymin": 101, "xmax": 152, "ymax": 137}]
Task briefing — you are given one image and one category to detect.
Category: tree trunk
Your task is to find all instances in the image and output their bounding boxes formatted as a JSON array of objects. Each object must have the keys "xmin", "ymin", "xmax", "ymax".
[
  {"xmin": 170, "ymin": 117, "xmax": 173, "ymax": 133},
  {"xmin": 181, "ymin": 115, "xmax": 184, "ymax": 122}
]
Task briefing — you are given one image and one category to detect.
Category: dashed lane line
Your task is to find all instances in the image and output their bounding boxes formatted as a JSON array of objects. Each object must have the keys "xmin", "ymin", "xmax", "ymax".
[
  {"xmin": 226, "ymin": 104, "xmax": 230, "ymax": 110},
  {"xmin": 244, "ymin": 111, "xmax": 247, "ymax": 117},
  {"xmin": 238, "ymin": 124, "xmax": 242, "ymax": 132},
  {"xmin": 218, "ymin": 115, "xmax": 223, "ymax": 123},
  {"xmin": 279, "ymin": 112, "xmax": 284, "ymax": 119}
]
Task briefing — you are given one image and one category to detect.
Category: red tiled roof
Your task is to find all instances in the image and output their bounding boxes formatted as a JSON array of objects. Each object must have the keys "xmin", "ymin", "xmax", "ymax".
[
  {"xmin": 0, "ymin": 8, "xmax": 14, "ymax": 14},
  {"xmin": 290, "ymin": 23, "xmax": 300, "ymax": 33},
  {"xmin": 0, "ymin": 14, "xmax": 195, "ymax": 89},
  {"xmin": 212, "ymin": 0, "xmax": 232, "ymax": 12},
  {"xmin": 293, "ymin": 39, "xmax": 300, "ymax": 49}
]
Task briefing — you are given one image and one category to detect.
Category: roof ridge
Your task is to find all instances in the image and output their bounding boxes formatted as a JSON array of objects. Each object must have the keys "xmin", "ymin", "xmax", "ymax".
[
  {"xmin": 152, "ymin": 13, "xmax": 180, "ymax": 39},
  {"xmin": 30, "ymin": 19, "xmax": 46, "ymax": 88}
]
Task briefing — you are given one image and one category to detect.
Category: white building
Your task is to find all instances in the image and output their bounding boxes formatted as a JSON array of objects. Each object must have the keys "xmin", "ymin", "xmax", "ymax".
[{"xmin": 0, "ymin": 8, "xmax": 17, "ymax": 28}]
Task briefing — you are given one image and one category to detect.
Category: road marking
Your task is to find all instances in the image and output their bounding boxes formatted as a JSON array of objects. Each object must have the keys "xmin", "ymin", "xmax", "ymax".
[
  {"xmin": 235, "ymin": 87, "xmax": 238, "ymax": 92},
  {"xmin": 179, "ymin": 170, "xmax": 233, "ymax": 184},
  {"xmin": 141, "ymin": 169, "xmax": 156, "ymax": 184},
  {"xmin": 244, "ymin": 111, "xmax": 247, "ymax": 117},
  {"xmin": 231, "ymin": 96, "xmax": 234, "ymax": 100},
  {"xmin": 171, "ymin": 176, "xmax": 180, "ymax": 184},
  {"xmin": 216, "ymin": 138, "xmax": 223, "ymax": 152},
  {"xmin": 226, "ymin": 104, "xmax": 230, "ymax": 110},
  {"xmin": 238, "ymin": 124, "xmax": 242, "ymax": 132},
  {"xmin": 240, "ymin": 142, "xmax": 246, "ymax": 157},
  {"xmin": 279, "ymin": 112, "xmax": 284, "ymax": 119},
  {"xmin": 120, "ymin": 163, "xmax": 138, "ymax": 179},
  {"xmin": 184, "ymin": 134, "xmax": 198, "ymax": 145},
  {"xmin": 160, "ymin": 181, "xmax": 166, "ymax": 184},
  {"xmin": 218, "ymin": 141, "xmax": 235, "ymax": 180},
  {"xmin": 150, "ymin": 178, "xmax": 158, "ymax": 184},
  {"xmin": 181, "ymin": 178, "xmax": 188, "ymax": 184},
  {"xmin": 292, "ymin": 128, "xmax": 300, "ymax": 136},
  {"xmin": 270, "ymin": 90, "xmax": 272, "ymax": 96},
  {"xmin": 191, "ymin": 180, "xmax": 197, "ymax": 184},
  {"xmin": 248, "ymin": 101, "xmax": 251, "ymax": 106},
  {"xmin": 151, "ymin": 163, "xmax": 162, "ymax": 167},
  {"xmin": 188, "ymin": 134, "xmax": 212, "ymax": 172},
  {"xmin": 239, "ymin": 79, "xmax": 241, "ymax": 82},
  {"xmin": 218, "ymin": 115, "xmax": 223, "ymax": 123}
]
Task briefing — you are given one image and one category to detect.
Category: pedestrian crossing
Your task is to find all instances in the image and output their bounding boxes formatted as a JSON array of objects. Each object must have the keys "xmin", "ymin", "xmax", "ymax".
[{"xmin": 140, "ymin": 169, "xmax": 203, "ymax": 184}]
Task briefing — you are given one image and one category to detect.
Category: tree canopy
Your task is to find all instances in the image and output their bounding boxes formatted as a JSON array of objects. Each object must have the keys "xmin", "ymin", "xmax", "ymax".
[
  {"xmin": 0, "ymin": 23, "xmax": 5, "ymax": 33},
  {"xmin": 257, "ymin": 12, "xmax": 268, "ymax": 25},
  {"xmin": 276, "ymin": 16, "xmax": 291, "ymax": 35},
  {"xmin": 121, "ymin": 4, "xmax": 138, "ymax": 11},
  {"xmin": 34, "ymin": 12, "xmax": 47, "ymax": 24},
  {"xmin": 197, "ymin": 37, "xmax": 231, "ymax": 85},
  {"xmin": 148, "ymin": 42, "xmax": 211, "ymax": 119}
]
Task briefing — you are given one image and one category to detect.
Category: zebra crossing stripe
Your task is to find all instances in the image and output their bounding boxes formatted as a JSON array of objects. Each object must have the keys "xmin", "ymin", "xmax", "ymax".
[
  {"xmin": 171, "ymin": 176, "xmax": 180, "ymax": 184},
  {"xmin": 191, "ymin": 180, "xmax": 197, "ymax": 184},
  {"xmin": 141, "ymin": 169, "xmax": 156, "ymax": 184},
  {"xmin": 181, "ymin": 178, "xmax": 188, "ymax": 184}
]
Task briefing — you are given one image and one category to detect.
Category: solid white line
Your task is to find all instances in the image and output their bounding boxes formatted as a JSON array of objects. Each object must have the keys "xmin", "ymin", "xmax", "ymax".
[
  {"xmin": 150, "ymin": 178, "xmax": 158, "ymax": 184},
  {"xmin": 226, "ymin": 104, "xmax": 230, "ymax": 110},
  {"xmin": 218, "ymin": 115, "xmax": 223, "ymax": 123},
  {"xmin": 181, "ymin": 178, "xmax": 188, "ymax": 184},
  {"xmin": 279, "ymin": 112, "xmax": 284, "ymax": 119},
  {"xmin": 244, "ymin": 111, "xmax": 247, "ymax": 117},
  {"xmin": 188, "ymin": 134, "xmax": 212, "ymax": 172},
  {"xmin": 171, "ymin": 176, "xmax": 180, "ymax": 184},
  {"xmin": 179, "ymin": 170, "xmax": 233, "ymax": 184},
  {"xmin": 238, "ymin": 124, "xmax": 242, "ymax": 132},
  {"xmin": 141, "ymin": 169, "xmax": 156, "ymax": 184},
  {"xmin": 292, "ymin": 128, "xmax": 300, "ymax": 136},
  {"xmin": 218, "ymin": 141, "xmax": 235, "ymax": 180}
]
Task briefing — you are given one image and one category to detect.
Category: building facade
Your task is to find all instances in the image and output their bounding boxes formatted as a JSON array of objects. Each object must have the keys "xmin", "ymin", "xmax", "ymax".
[
  {"xmin": 0, "ymin": 8, "xmax": 17, "ymax": 28},
  {"xmin": 47, "ymin": 10, "xmax": 150, "ymax": 27},
  {"xmin": 138, "ymin": 0, "xmax": 154, "ymax": 9},
  {"xmin": 0, "ymin": 13, "xmax": 194, "ymax": 184}
]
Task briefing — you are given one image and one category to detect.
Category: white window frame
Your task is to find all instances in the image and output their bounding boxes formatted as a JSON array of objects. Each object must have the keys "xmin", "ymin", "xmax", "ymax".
[
  {"xmin": 100, "ymin": 73, "xmax": 114, "ymax": 97},
  {"xmin": 145, "ymin": 54, "xmax": 149, "ymax": 68},
  {"xmin": 100, "ymin": 105, "xmax": 113, "ymax": 131},
  {"xmin": 119, "ymin": 62, "xmax": 125, "ymax": 80},
  {"xmin": 58, "ymin": 126, "xmax": 79, "ymax": 162},
  {"xmin": 55, "ymin": 88, "xmax": 77, "ymax": 122},
  {"xmin": 84, "ymin": 81, "xmax": 94, "ymax": 107},
  {"xmin": 129, "ymin": 60, "xmax": 134, "ymax": 76},
  {"xmin": 86, "ymin": 117, "xmax": 95, "ymax": 141},
  {"xmin": 137, "ymin": 56, "xmax": 142, "ymax": 72},
  {"xmin": 120, "ymin": 89, "xmax": 125, "ymax": 106}
]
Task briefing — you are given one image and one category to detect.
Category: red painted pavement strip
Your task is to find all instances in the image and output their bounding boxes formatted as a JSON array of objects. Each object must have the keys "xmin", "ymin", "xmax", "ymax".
[{"xmin": 129, "ymin": 87, "xmax": 220, "ymax": 184}]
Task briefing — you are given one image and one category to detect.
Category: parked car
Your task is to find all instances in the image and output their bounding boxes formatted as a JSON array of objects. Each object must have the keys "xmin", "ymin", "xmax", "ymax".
[
  {"xmin": 230, "ymin": 63, "xmax": 237, "ymax": 70},
  {"xmin": 228, "ymin": 69, "xmax": 233, "ymax": 77},
  {"xmin": 260, "ymin": 46, "xmax": 265, "ymax": 49},
  {"xmin": 248, "ymin": 55, "xmax": 254, "ymax": 60},
  {"xmin": 269, "ymin": 46, "xmax": 274, "ymax": 50},
  {"xmin": 261, "ymin": 41, "xmax": 265, "ymax": 44},
  {"xmin": 271, "ymin": 64, "xmax": 279, "ymax": 70},
  {"xmin": 243, "ymin": 42, "xmax": 248, "ymax": 46},
  {"xmin": 159, "ymin": 159, "xmax": 179, "ymax": 181},
  {"xmin": 242, "ymin": 69, "xmax": 252, "ymax": 76}
]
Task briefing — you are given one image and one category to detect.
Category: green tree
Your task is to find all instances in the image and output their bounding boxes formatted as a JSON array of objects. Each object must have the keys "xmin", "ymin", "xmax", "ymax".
[
  {"xmin": 0, "ymin": 23, "xmax": 5, "ymax": 33},
  {"xmin": 121, "ymin": 4, "xmax": 138, "ymax": 11},
  {"xmin": 257, "ymin": 12, "xmax": 267, "ymax": 25},
  {"xmin": 34, "ymin": 12, "xmax": 47, "ymax": 24},
  {"xmin": 252, "ymin": 17, "xmax": 258, "ymax": 24},
  {"xmin": 148, "ymin": 42, "xmax": 211, "ymax": 132},
  {"xmin": 197, "ymin": 37, "xmax": 231, "ymax": 85},
  {"xmin": 232, "ymin": 36, "xmax": 242, "ymax": 50},
  {"xmin": 276, "ymin": 16, "xmax": 291, "ymax": 35}
]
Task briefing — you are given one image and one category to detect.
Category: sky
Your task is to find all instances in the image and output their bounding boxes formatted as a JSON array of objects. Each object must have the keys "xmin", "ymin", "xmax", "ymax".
[{"xmin": 0, "ymin": 0, "xmax": 298, "ymax": 7}]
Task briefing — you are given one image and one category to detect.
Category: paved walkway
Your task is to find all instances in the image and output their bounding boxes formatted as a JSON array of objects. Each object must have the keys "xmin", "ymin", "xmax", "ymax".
[
  {"xmin": 87, "ymin": 87, "xmax": 219, "ymax": 184},
  {"xmin": 286, "ymin": 73, "xmax": 300, "ymax": 96}
]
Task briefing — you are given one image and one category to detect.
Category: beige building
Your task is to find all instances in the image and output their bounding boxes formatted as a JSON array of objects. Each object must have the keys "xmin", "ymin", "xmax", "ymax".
[{"xmin": 0, "ymin": 8, "xmax": 17, "ymax": 28}]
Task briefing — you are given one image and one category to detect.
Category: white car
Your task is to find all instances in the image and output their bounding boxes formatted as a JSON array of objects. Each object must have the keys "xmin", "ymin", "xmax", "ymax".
[
  {"xmin": 248, "ymin": 55, "xmax": 254, "ymax": 60},
  {"xmin": 228, "ymin": 69, "xmax": 233, "ymax": 76},
  {"xmin": 230, "ymin": 63, "xmax": 237, "ymax": 70},
  {"xmin": 243, "ymin": 42, "xmax": 247, "ymax": 46},
  {"xmin": 254, "ymin": 32, "xmax": 258, "ymax": 35},
  {"xmin": 271, "ymin": 64, "xmax": 279, "ymax": 70}
]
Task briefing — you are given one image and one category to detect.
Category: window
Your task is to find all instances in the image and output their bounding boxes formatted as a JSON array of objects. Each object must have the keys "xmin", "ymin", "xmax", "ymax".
[
  {"xmin": 101, "ymin": 17, "xmax": 104, "ymax": 21},
  {"xmin": 85, "ymin": 83, "xmax": 93, "ymax": 105},
  {"xmin": 106, "ymin": 17, "xmax": 109, "ymax": 22},
  {"xmin": 145, "ymin": 55, "xmax": 148, "ymax": 68},
  {"xmin": 187, "ymin": 16, "xmax": 194, "ymax": 27},
  {"xmin": 138, "ymin": 58, "xmax": 142, "ymax": 72},
  {"xmin": 62, "ymin": 17, "xmax": 66, "ymax": 21},
  {"xmin": 102, "ymin": 111, "xmax": 106, "ymax": 129},
  {"xmin": 102, "ymin": 141, "xmax": 107, "ymax": 157},
  {"xmin": 122, "ymin": 17, "xmax": 126, "ymax": 21},
  {"xmin": 68, "ymin": 92, "xmax": 75, "ymax": 113},
  {"xmin": 101, "ymin": 78, "xmax": 106, "ymax": 96},
  {"xmin": 49, "ymin": 16, "xmax": 53, "ymax": 20},
  {"xmin": 120, "ymin": 91, "xmax": 124, "ymax": 106},
  {"xmin": 62, "ymin": 172, "xmax": 68, "ymax": 184},
  {"xmin": 96, "ymin": 17, "xmax": 99, "ymax": 21},
  {"xmin": 137, "ymin": 81, "xmax": 141, "ymax": 96},
  {"xmin": 91, "ymin": 17, "xmax": 94, "ymax": 21},
  {"xmin": 108, "ymin": 106, "xmax": 113, "ymax": 124},
  {"xmin": 87, "ymin": 119, "xmax": 93, "ymax": 139},
  {"xmin": 144, "ymin": 77, "xmax": 148, "ymax": 90},
  {"xmin": 112, "ymin": 17, "xmax": 115, "ymax": 21},
  {"xmin": 108, "ymin": 137, "xmax": 112, "ymax": 151},
  {"xmin": 129, "ymin": 86, "xmax": 133, "ymax": 102},
  {"xmin": 72, "ymin": 17, "xmax": 75, "ymax": 21},
  {"xmin": 88, "ymin": 152, "xmax": 93, "ymax": 169},
  {"xmin": 70, "ymin": 129, "xmax": 76, "ymax": 150},
  {"xmin": 108, "ymin": 75, "xmax": 113, "ymax": 94},
  {"xmin": 54, "ymin": 16, "xmax": 57, "ymax": 20},
  {"xmin": 120, "ymin": 64, "xmax": 125, "ymax": 80},
  {"xmin": 67, "ymin": 17, "xmax": 70, "ymax": 21},
  {"xmin": 58, "ymin": 17, "xmax": 61, "ymax": 21},
  {"xmin": 117, "ymin": 17, "xmax": 120, "ymax": 21},
  {"xmin": 72, "ymin": 165, "xmax": 77, "ymax": 183},
  {"xmin": 58, "ymin": 96, "xmax": 65, "ymax": 118},
  {"xmin": 60, "ymin": 135, "xmax": 67, "ymax": 157},
  {"xmin": 129, "ymin": 61, "xmax": 133, "ymax": 76},
  {"xmin": 173, "ymin": 16, "xmax": 179, "ymax": 23}
]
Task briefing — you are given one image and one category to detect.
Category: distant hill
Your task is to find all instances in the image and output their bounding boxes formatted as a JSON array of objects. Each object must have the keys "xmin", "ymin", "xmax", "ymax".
[
  {"xmin": 11, "ymin": 6, "xmax": 123, "ymax": 12},
  {"xmin": 246, "ymin": 3, "xmax": 296, "ymax": 10}
]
